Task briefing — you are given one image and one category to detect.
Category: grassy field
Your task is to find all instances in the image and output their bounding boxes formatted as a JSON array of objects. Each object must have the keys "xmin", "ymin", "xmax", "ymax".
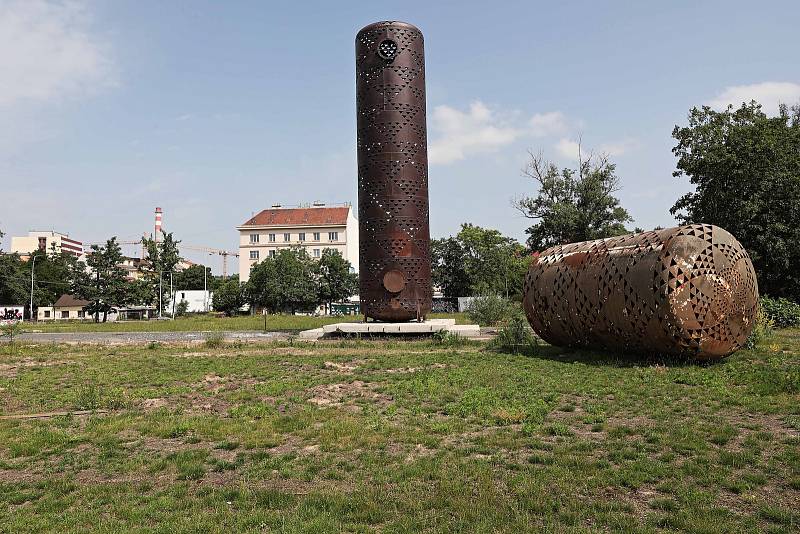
[
  {"xmin": 25, "ymin": 312, "xmax": 470, "ymax": 334},
  {"xmin": 0, "ymin": 332, "xmax": 797, "ymax": 532}
]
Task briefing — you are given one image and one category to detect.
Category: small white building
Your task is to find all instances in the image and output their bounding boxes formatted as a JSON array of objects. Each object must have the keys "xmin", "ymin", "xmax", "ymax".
[{"xmin": 169, "ymin": 290, "xmax": 213, "ymax": 314}]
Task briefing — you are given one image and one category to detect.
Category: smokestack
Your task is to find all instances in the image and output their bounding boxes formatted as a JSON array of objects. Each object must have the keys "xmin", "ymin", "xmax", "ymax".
[{"xmin": 155, "ymin": 207, "xmax": 163, "ymax": 243}]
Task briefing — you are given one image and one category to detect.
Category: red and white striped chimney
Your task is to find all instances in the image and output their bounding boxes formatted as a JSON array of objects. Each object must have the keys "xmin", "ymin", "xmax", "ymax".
[{"xmin": 155, "ymin": 207, "xmax": 163, "ymax": 243}]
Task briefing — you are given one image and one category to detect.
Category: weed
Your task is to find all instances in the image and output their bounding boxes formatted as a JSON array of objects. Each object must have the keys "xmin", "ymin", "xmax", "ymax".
[{"xmin": 204, "ymin": 331, "xmax": 225, "ymax": 348}]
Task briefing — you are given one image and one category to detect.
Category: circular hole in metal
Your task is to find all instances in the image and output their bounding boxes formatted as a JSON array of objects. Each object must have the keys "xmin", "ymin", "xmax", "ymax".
[
  {"xmin": 377, "ymin": 39, "xmax": 398, "ymax": 60},
  {"xmin": 383, "ymin": 269, "xmax": 406, "ymax": 293}
]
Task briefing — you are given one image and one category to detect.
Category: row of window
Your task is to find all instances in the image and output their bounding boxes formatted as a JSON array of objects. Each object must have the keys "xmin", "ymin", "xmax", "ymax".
[
  {"xmin": 250, "ymin": 231, "xmax": 338, "ymax": 244},
  {"xmin": 42, "ymin": 310, "xmax": 86, "ymax": 319},
  {"xmin": 250, "ymin": 247, "xmax": 336, "ymax": 260}
]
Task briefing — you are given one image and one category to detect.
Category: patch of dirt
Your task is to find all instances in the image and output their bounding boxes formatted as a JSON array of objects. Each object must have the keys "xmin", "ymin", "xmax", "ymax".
[
  {"xmin": 384, "ymin": 363, "xmax": 449, "ymax": 374},
  {"xmin": 323, "ymin": 360, "xmax": 362, "ymax": 373},
  {"xmin": 307, "ymin": 381, "xmax": 393, "ymax": 409},
  {"xmin": 141, "ymin": 398, "xmax": 168, "ymax": 409},
  {"xmin": 0, "ymin": 358, "xmax": 76, "ymax": 378}
]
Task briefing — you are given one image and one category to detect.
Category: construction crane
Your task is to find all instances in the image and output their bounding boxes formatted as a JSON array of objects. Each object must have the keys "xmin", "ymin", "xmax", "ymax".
[
  {"xmin": 86, "ymin": 239, "xmax": 238, "ymax": 278},
  {"xmin": 181, "ymin": 245, "xmax": 239, "ymax": 279}
]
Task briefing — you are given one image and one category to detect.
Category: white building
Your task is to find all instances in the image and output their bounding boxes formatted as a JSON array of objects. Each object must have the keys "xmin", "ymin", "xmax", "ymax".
[
  {"xmin": 10, "ymin": 231, "xmax": 83, "ymax": 257},
  {"xmin": 237, "ymin": 203, "xmax": 359, "ymax": 283},
  {"xmin": 169, "ymin": 290, "xmax": 213, "ymax": 313}
]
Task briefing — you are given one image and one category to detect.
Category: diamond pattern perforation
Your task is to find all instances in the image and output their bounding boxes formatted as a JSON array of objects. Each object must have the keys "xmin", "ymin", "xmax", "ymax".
[
  {"xmin": 356, "ymin": 22, "xmax": 431, "ymax": 321},
  {"xmin": 522, "ymin": 225, "xmax": 759, "ymax": 359}
]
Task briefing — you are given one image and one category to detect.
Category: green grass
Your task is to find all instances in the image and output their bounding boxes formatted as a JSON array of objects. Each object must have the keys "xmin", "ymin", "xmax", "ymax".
[
  {"xmin": 0, "ymin": 329, "xmax": 797, "ymax": 532},
  {"xmin": 26, "ymin": 312, "xmax": 470, "ymax": 333}
]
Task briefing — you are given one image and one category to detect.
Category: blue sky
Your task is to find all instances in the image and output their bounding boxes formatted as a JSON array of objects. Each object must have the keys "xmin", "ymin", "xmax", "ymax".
[{"xmin": 1, "ymin": 0, "xmax": 798, "ymax": 274}]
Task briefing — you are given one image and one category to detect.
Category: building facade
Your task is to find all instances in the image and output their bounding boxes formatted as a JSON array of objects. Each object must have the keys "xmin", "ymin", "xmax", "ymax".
[
  {"xmin": 237, "ymin": 203, "xmax": 359, "ymax": 283},
  {"xmin": 10, "ymin": 231, "xmax": 83, "ymax": 257},
  {"xmin": 37, "ymin": 294, "xmax": 92, "ymax": 321},
  {"xmin": 169, "ymin": 290, "xmax": 213, "ymax": 313}
]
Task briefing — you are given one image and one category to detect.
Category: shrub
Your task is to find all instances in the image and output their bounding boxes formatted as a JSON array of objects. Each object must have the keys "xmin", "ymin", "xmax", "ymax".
[
  {"xmin": 466, "ymin": 295, "xmax": 516, "ymax": 326},
  {"xmin": 488, "ymin": 314, "xmax": 539, "ymax": 354},
  {"xmin": 176, "ymin": 300, "xmax": 189, "ymax": 317},
  {"xmin": 204, "ymin": 331, "xmax": 225, "ymax": 348},
  {"xmin": 744, "ymin": 307, "xmax": 774, "ymax": 350},
  {"xmin": 760, "ymin": 296, "xmax": 800, "ymax": 328}
]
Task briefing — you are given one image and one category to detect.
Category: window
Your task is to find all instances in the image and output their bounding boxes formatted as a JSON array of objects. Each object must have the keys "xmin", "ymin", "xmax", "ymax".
[
  {"xmin": 313, "ymin": 249, "xmax": 320, "ymax": 258},
  {"xmin": 44, "ymin": 310, "xmax": 51, "ymax": 318},
  {"xmin": 250, "ymin": 250, "xmax": 259, "ymax": 260},
  {"xmin": 313, "ymin": 232, "xmax": 320, "ymax": 241},
  {"xmin": 268, "ymin": 233, "xmax": 276, "ymax": 242},
  {"xmin": 249, "ymin": 233, "xmax": 259, "ymax": 243},
  {"xmin": 328, "ymin": 231, "xmax": 338, "ymax": 241},
  {"xmin": 61, "ymin": 310, "xmax": 69, "ymax": 319},
  {"xmin": 284, "ymin": 233, "xmax": 290, "ymax": 242},
  {"xmin": 298, "ymin": 232, "xmax": 305, "ymax": 241},
  {"xmin": 269, "ymin": 250, "xmax": 276, "ymax": 258},
  {"xmin": 77, "ymin": 310, "xmax": 85, "ymax": 318},
  {"xmin": 181, "ymin": 292, "xmax": 185, "ymax": 299},
  {"xmin": 38, "ymin": 237, "xmax": 47, "ymax": 251}
]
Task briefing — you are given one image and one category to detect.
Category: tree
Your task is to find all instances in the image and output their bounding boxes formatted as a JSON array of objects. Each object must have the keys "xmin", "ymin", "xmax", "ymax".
[
  {"xmin": 80, "ymin": 237, "xmax": 130, "ymax": 322},
  {"xmin": 671, "ymin": 101, "xmax": 800, "ymax": 300},
  {"xmin": 142, "ymin": 232, "xmax": 182, "ymax": 315},
  {"xmin": 432, "ymin": 224, "xmax": 532, "ymax": 300},
  {"xmin": 515, "ymin": 147, "xmax": 633, "ymax": 251},
  {"xmin": 213, "ymin": 279, "xmax": 244, "ymax": 316},
  {"xmin": 173, "ymin": 264, "xmax": 212, "ymax": 291},
  {"xmin": 315, "ymin": 249, "xmax": 358, "ymax": 313},
  {"xmin": 245, "ymin": 248, "xmax": 317, "ymax": 313},
  {"xmin": 431, "ymin": 237, "xmax": 471, "ymax": 298},
  {"xmin": 0, "ymin": 253, "xmax": 28, "ymax": 308}
]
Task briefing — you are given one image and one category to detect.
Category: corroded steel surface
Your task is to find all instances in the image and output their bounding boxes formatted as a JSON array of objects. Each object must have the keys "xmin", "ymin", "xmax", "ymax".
[
  {"xmin": 356, "ymin": 21, "xmax": 432, "ymax": 321},
  {"xmin": 522, "ymin": 224, "xmax": 759, "ymax": 359}
]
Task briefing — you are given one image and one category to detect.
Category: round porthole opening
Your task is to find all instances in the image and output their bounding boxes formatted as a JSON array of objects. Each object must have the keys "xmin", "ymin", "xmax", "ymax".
[{"xmin": 377, "ymin": 39, "xmax": 398, "ymax": 60}]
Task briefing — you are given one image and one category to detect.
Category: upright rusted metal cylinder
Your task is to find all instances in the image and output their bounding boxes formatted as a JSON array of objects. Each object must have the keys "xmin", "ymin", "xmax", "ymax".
[
  {"xmin": 523, "ymin": 225, "xmax": 759, "ymax": 359},
  {"xmin": 356, "ymin": 21, "xmax": 432, "ymax": 321}
]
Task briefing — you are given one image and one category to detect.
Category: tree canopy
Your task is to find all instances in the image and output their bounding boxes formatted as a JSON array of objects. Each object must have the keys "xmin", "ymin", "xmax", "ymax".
[
  {"xmin": 515, "ymin": 148, "xmax": 633, "ymax": 251},
  {"xmin": 432, "ymin": 224, "xmax": 532, "ymax": 300},
  {"xmin": 79, "ymin": 237, "xmax": 130, "ymax": 322},
  {"xmin": 670, "ymin": 101, "xmax": 800, "ymax": 300},
  {"xmin": 315, "ymin": 249, "xmax": 358, "ymax": 312},
  {"xmin": 246, "ymin": 248, "xmax": 318, "ymax": 313}
]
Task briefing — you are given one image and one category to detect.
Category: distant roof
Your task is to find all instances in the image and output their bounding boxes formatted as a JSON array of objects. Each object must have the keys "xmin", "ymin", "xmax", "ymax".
[
  {"xmin": 54, "ymin": 294, "xmax": 91, "ymax": 308},
  {"xmin": 241, "ymin": 206, "xmax": 349, "ymax": 227}
]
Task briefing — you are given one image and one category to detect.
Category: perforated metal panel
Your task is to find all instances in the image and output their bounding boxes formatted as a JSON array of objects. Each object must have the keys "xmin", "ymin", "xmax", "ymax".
[
  {"xmin": 356, "ymin": 21, "xmax": 432, "ymax": 321},
  {"xmin": 522, "ymin": 225, "xmax": 759, "ymax": 359}
]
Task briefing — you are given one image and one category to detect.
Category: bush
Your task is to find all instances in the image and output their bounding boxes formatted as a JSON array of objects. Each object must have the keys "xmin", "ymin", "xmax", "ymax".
[
  {"xmin": 204, "ymin": 331, "xmax": 225, "ymax": 348},
  {"xmin": 744, "ymin": 307, "xmax": 774, "ymax": 350},
  {"xmin": 488, "ymin": 314, "xmax": 539, "ymax": 354},
  {"xmin": 466, "ymin": 295, "xmax": 516, "ymax": 326},
  {"xmin": 760, "ymin": 296, "xmax": 800, "ymax": 328},
  {"xmin": 176, "ymin": 300, "xmax": 189, "ymax": 317}
]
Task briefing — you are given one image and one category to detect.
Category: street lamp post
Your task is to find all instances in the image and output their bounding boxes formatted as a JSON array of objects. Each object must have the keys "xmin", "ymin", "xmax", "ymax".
[{"xmin": 29, "ymin": 255, "xmax": 38, "ymax": 322}]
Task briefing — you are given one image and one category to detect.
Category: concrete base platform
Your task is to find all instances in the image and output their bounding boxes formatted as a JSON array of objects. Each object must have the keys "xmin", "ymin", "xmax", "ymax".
[{"xmin": 298, "ymin": 319, "xmax": 481, "ymax": 340}]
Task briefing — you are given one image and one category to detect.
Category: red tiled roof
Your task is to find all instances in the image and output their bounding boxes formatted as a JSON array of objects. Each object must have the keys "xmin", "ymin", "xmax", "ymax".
[
  {"xmin": 241, "ymin": 207, "xmax": 349, "ymax": 227},
  {"xmin": 54, "ymin": 294, "xmax": 91, "ymax": 308}
]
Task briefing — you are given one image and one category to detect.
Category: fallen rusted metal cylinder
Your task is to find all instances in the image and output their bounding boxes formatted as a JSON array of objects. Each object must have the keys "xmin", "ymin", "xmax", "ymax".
[
  {"xmin": 522, "ymin": 224, "xmax": 759, "ymax": 359},
  {"xmin": 356, "ymin": 21, "xmax": 432, "ymax": 321}
]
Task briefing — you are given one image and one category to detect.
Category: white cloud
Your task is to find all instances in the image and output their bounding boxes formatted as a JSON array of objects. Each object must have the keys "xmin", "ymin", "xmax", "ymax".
[
  {"xmin": 529, "ymin": 111, "xmax": 568, "ymax": 137},
  {"xmin": 598, "ymin": 137, "xmax": 639, "ymax": 157},
  {"xmin": 0, "ymin": 0, "xmax": 115, "ymax": 107},
  {"xmin": 555, "ymin": 137, "xmax": 639, "ymax": 160},
  {"xmin": 428, "ymin": 101, "xmax": 567, "ymax": 165},
  {"xmin": 429, "ymin": 101, "xmax": 519, "ymax": 165},
  {"xmin": 707, "ymin": 82, "xmax": 800, "ymax": 116},
  {"xmin": 555, "ymin": 138, "xmax": 581, "ymax": 160}
]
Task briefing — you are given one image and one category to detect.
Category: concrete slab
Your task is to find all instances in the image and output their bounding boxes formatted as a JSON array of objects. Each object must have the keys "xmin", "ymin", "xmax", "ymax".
[{"xmin": 306, "ymin": 320, "xmax": 480, "ymax": 339}]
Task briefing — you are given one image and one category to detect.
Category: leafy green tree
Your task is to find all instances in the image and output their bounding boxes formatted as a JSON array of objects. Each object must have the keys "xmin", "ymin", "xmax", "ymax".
[
  {"xmin": 142, "ymin": 232, "xmax": 182, "ymax": 314},
  {"xmin": 671, "ymin": 101, "xmax": 800, "ymax": 300},
  {"xmin": 173, "ymin": 264, "xmax": 212, "ymax": 291},
  {"xmin": 80, "ymin": 237, "xmax": 130, "ymax": 322},
  {"xmin": 432, "ymin": 224, "xmax": 532, "ymax": 300},
  {"xmin": 213, "ymin": 279, "xmax": 244, "ymax": 316},
  {"xmin": 515, "ymin": 148, "xmax": 633, "ymax": 251},
  {"xmin": 246, "ymin": 248, "xmax": 317, "ymax": 313},
  {"xmin": 315, "ymin": 249, "xmax": 358, "ymax": 313},
  {"xmin": 431, "ymin": 237, "xmax": 471, "ymax": 298},
  {"xmin": 0, "ymin": 253, "xmax": 28, "ymax": 309}
]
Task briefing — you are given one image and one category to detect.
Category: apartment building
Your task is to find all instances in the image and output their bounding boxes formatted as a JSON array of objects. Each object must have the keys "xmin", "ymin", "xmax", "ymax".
[
  {"xmin": 10, "ymin": 231, "xmax": 83, "ymax": 257},
  {"xmin": 237, "ymin": 203, "xmax": 358, "ymax": 283}
]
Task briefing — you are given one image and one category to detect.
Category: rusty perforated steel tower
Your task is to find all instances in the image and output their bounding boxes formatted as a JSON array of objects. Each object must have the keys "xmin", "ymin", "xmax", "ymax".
[{"xmin": 356, "ymin": 21, "xmax": 432, "ymax": 321}]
